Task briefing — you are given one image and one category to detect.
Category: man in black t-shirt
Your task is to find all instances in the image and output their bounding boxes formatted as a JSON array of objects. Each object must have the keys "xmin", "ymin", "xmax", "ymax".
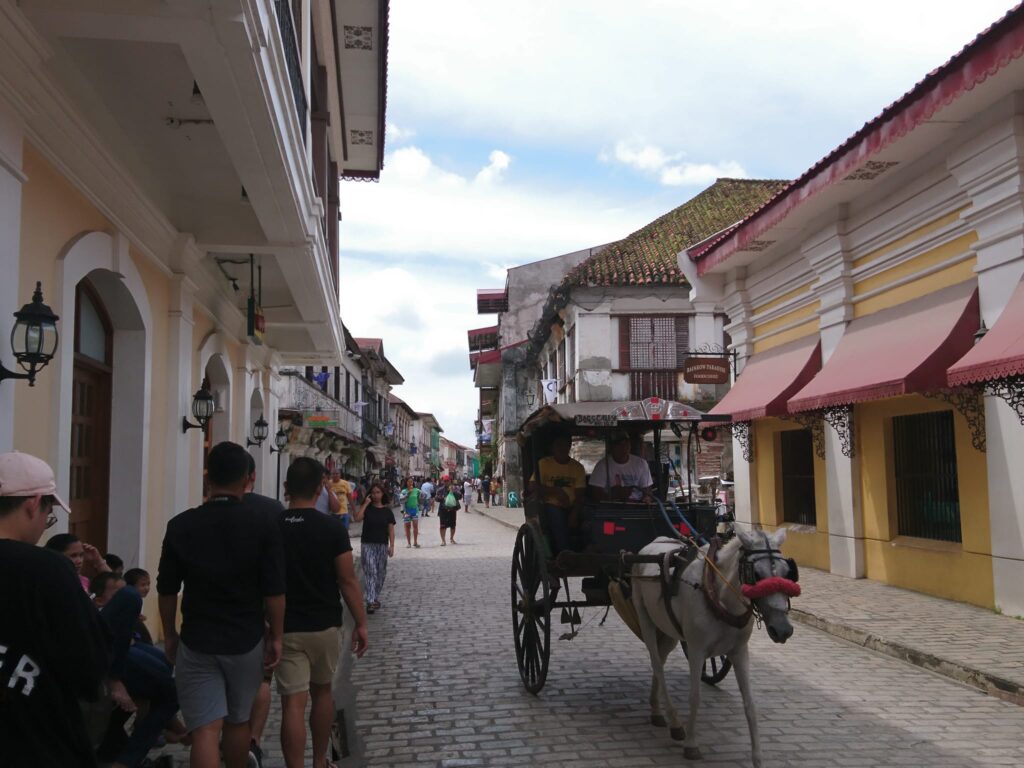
[
  {"xmin": 0, "ymin": 451, "xmax": 109, "ymax": 768},
  {"xmin": 157, "ymin": 442, "xmax": 286, "ymax": 768},
  {"xmin": 276, "ymin": 457, "xmax": 368, "ymax": 768}
]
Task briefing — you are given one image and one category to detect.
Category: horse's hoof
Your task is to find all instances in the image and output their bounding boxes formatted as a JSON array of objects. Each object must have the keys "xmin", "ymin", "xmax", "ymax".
[
  {"xmin": 683, "ymin": 746, "xmax": 703, "ymax": 760},
  {"xmin": 670, "ymin": 726, "xmax": 686, "ymax": 741},
  {"xmin": 650, "ymin": 714, "xmax": 668, "ymax": 727}
]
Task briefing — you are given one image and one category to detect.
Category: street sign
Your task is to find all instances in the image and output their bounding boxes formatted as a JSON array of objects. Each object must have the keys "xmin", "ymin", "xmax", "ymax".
[
  {"xmin": 683, "ymin": 356, "xmax": 730, "ymax": 384},
  {"xmin": 303, "ymin": 410, "xmax": 339, "ymax": 428}
]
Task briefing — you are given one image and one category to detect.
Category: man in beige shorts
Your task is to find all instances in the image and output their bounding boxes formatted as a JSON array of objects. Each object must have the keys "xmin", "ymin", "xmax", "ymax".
[{"xmin": 275, "ymin": 458, "xmax": 368, "ymax": 768}]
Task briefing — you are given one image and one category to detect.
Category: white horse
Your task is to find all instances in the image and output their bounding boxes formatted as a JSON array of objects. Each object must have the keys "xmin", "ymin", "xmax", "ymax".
[{"xmin": 631, "ymin": 528, "xmax": 798, "ymax": 767}]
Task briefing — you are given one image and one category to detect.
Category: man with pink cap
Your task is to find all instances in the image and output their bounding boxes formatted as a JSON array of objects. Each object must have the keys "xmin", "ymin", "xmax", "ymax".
[{"xmin": 0, "ymin": 451, "xmax": 110, "ymax": 767}]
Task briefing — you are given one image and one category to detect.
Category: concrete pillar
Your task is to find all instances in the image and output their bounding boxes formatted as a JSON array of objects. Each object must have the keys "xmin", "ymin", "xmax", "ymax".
[
  {"xmin": 165, "ymin": 274, "xmax": 196, "ymax": 518},
  {"xmin": 803, "ymin": 217, "xmax": 865, "ymax": 578},
  {"xmin": 0, "ymin": 102, "xmax": 25, "ymax": 453},
  {"xmin": 948, "ymin": 101, "xmax": 1024, "ymax": 613}
]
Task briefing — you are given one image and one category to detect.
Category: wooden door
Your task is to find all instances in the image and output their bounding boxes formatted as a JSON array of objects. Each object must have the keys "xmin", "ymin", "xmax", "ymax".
[{"xmin": 69, "ymin": 360, "xmax": 111, "ymax": 550}]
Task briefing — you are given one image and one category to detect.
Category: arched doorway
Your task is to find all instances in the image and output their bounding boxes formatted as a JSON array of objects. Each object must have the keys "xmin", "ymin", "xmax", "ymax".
[{"xmin": 69, "ymin": 279, "xmax": 112, "ymax": 550}]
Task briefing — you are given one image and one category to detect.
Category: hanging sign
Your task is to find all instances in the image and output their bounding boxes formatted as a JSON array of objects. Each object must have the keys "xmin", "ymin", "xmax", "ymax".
[
  {"xmin": 575, "ymin": 414, "xmax": 617, "ymax": 427},
  {"xmin": 683, "ymin": 357, "xmax": 730, "ymax": 384},
  {"xmin": 303, "ymin": 410, "xmax": 339, "ymax": 428},
  {"xmin": 541, "ymin": 379, "xmax": 558, "ymax": 405},
  {"xmin": 247, "ymin": 296, "xmax": 266, "ymax": 346}
]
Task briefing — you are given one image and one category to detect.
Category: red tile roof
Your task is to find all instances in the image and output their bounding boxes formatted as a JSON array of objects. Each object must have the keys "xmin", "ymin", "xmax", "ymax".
[
  {"xmin": 563, "ymin": 179, "xmax": 788, "ymax": 287},
  {"xmin": 692, "ymin": 4, "xmax": 1024, "ymax": 275},
  {"xmin": 354, "ymin": 338, "xmax": 383, "ymax": 354}
]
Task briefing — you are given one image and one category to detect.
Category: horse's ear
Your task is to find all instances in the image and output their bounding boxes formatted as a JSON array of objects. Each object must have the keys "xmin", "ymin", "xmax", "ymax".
[
  {"xmin": 737, "ymin": 529, "xmax": 757, "ymax": 547},
  {"xmin": 773, "ymin": 527, "xmax": 788, "ymax": 546}
]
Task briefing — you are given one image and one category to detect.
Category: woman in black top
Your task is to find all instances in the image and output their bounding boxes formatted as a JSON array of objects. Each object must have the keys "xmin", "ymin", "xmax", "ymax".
[{"xmin": 352, "ymin": 482, "xmax": 395, "ymax": 613}]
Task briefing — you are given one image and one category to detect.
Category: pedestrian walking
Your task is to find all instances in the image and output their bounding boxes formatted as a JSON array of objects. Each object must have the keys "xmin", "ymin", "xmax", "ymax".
[
  {"xmin": 276, "ymin": 458, "xmax": 368, "ymax": 768},
  {"xmin": 420, "ymin": 477, "xmax": 435, "ymax": 518},
  {"xmin": 481, "ymin": 475, "xmax": 491, "ymax": 508},
  {"xmin": 492, "ymin": 477, "xmax": 503, "ymax": 507},
  {"xmin": 463, "ymin": 478, "xmax": 474, "ymax": 511},
  {"xmin": 157, "ymin": 441, "xmax": 286, "ymax": 768},
  {"xmin": 475, "ymin": 476, "xmax": 483, "ymax": 503},
  {"xmin": 0, "ymin": 451, "xmax": 110, "ymax": 768},
  {"xmin": 399, "ymin": 477, "xmax": 421, "ymax": 548},
  {"xmin": 436, "ymin": 478, "xmax": 461, "ymax": 546},
  {"xmin": 352, "ymin": 482, "xmax": 395, "ymax": 614}
]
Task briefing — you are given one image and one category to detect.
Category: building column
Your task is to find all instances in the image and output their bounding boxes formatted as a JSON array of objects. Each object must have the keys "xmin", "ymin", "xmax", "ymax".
[
  {"xmin": 165, "ymin": 274, "xmax": 197, "ymax": 519},
  {"xmin": 804, "ymin": 218, "xmax": 865, "ymax": 578},
  {"xmin": 948, "ymin": 100, "xmax": 1024, "ymax": 614},
  {"xmin": 0, "ymin": 102, "xmax": 25, "ymax": 453}
]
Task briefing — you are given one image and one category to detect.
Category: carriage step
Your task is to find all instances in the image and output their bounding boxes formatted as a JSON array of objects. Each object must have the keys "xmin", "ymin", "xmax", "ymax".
[{"xmin": 560, "ymin": 607, "xmax": 582, "ymax": 624}]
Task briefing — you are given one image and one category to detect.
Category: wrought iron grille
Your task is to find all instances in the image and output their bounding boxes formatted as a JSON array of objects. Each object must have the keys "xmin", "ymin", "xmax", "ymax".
[
  {"xmin": 893, "ymin": 410, "xmax": 962, "ymax": 543},
  {"xmin": 629, "ymin": 370, "xmax": 677, "ymax": 400},
  {"xmin": 780, "ymin": 429, "xmax": 816, "ymax": 526},
  {"xmin": 275, "ymin": 0, "xmax": 308, "ymax": 141}
]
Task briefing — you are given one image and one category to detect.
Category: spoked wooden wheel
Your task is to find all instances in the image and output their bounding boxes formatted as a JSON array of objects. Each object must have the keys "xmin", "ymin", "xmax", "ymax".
[
  {"xmin": 680, "ymin": 640, "xmax": 733, "ymax": 686},
  {"xmin": 512, "ymin": 522, "xmax": 551, "ymax": 694}
]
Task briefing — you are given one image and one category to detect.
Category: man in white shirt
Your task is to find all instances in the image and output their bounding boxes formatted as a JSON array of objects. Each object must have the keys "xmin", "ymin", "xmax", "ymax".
[
  {"xmin": 589, "ymin": 429, "xmax": 654, "ymax": 502},
  {"xmin": 420, "ymin": 478, "xmax": 435, "ymax": 518}
]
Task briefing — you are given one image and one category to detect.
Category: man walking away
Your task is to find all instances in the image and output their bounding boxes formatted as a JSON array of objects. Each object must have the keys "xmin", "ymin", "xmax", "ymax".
[
  {"xmin": 158, "ymin": 442, "xmax": 286, "ymax": 768},
  {"xmin": 463, "ymin": 478, "xmax": 474, "ymax": 511},
  {"xmin": 481, "ymin": 476, "xmax": 491, "ymax": 508},
  {"xmin": 420, "ymin": 477, "xmax": 435, "ymax": 518},
  {"xmin": 0, "ymin": 451, "xmax": 110, "ymax": 768},
  {"xmin": 277, "ymin": 458, "xmax": 368, "ymax": 768}
]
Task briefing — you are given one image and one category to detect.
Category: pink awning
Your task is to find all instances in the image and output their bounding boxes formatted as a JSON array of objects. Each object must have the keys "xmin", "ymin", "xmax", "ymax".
[
  {"xmin": 708, "ymin": 337, "xmax": 821, "ymax": 422},
  {"xmin": 789, "ymin": 281, "xmax": 979, "ymax": 412},
  {"xmin": 948, "ymin": 278, "xmax": 1024, "ymax": 386}
]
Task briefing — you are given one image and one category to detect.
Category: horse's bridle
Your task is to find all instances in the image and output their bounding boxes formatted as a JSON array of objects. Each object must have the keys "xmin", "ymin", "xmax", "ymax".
[{"xmin": 738, "ymin": 532, "xmax": 799, "ymax": 587}]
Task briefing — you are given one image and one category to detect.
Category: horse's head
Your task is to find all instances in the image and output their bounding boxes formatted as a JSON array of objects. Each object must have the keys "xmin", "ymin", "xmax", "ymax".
[{"xmin": 736, "ymin": 529, "xmax": 798, "ymax": 644}]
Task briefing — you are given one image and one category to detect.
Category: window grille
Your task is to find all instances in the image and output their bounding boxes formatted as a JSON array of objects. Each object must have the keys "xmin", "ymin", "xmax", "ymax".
[
  {"xmin": 780, "ymin": 429, "xmax": 816, "ymax": 526},
  {"xmin": 618, "ymin": 316, "xmax": 690, "ymax": 370},
  {"xmin": 893, "ymin": 410, "xmax": 961, "ymax": 542}
]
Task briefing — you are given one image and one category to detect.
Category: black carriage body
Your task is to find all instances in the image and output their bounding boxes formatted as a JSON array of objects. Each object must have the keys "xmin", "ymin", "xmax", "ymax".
[{"xmin": 588, "ymin": 502, "xmax": 718, "ymax": 555}]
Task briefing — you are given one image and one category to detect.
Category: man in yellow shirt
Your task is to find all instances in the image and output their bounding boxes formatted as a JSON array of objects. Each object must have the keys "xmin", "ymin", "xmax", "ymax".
[
  {"xmin": 529, "ymin": 428, "xmax": 585, "ymax": 554},
  {"xmin": 330, "ymin": 469, "xmax": 352, "ymax": 528}
]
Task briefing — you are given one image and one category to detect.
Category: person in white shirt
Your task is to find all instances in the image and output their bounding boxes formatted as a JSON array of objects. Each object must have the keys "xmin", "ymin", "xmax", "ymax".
[
  {"xmin": 589, "ymin": 429, "xmax": 654, "ymax": 503},
  {"xmin": 462, "ymin": 479, "xmax": 473, "ymax": 510},
  {"xmin": 420, "ymin": 478, "xmax": 435, "ymax": 518}
]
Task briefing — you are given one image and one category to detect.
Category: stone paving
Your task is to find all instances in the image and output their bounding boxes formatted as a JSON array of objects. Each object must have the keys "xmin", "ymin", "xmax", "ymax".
[
  {"xmin": 346, "ymin": 507, "xmax": 1024, "ymax": 767},
  {"xmin": 157, "ymin": 504, "xmax": 1024, "ymax": 766}
]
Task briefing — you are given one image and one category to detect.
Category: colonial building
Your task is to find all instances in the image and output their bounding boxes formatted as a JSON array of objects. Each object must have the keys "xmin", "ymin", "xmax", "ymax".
[
  {"xmin": 353, "ymin": 337, "xmax": 403, "ymax": 477},
  {"xmin": 388, "ymin": 393, "xmax": 417, "ymax": 478},
  {"xmin": 0, "ymin": 1, "xmax": 388, "ymax": 586},
  {"xmin": 693, "ymin": 7, "xmax": 1024, "ymax": 613}
]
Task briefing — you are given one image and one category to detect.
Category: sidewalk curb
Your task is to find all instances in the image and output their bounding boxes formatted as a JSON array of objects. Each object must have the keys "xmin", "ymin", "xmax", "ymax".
[
  {"xmin": 475, "ymin": 507, "xmax": 522, "ymax": 531},
  {"xmin": 790, "ymin": 608, "xmax": 1024, "ymax": 706}
]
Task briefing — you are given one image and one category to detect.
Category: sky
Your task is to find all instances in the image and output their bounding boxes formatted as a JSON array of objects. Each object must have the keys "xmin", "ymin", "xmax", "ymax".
[{"xmin": 338, "ymin": 0, "xmax": 1020, "ymax": 447}]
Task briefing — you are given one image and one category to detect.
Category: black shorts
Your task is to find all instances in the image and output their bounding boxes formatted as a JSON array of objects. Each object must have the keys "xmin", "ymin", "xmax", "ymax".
[{"xmin": 439, "ymin": 508, "xmax": 457, "ymax": 528}]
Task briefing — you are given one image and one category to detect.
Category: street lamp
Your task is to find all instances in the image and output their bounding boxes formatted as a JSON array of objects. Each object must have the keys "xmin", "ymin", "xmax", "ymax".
[
  {"xmin": 269, "ymin": 427, "xmax": 289, "ymax": 500},
  {"xmin": 247, "ymin": 414, "xmax": 269, "ymax": 447},
  {"xmin": 1, "ymin": 282, "xmax": 60, "ymax": 387},
  {"xmin": 182, "ymin": 386, "xmax": 215, "ymax": 433}
]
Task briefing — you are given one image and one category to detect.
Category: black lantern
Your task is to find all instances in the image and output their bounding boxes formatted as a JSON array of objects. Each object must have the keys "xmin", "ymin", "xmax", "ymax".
[
  {"xmin": 247, "ymin": 414, "xmax": 270, "ymax": 447},
  {"xmin": 269, "ymin": 428, "xmax": 289, "ymax": 453},
  {"xmin": 182, "ymin": 386, "xmax": 215, "ymax": 433},
  {"xmin": 1, "ymin": 282, "xmax": 60, "ymax": 387}
]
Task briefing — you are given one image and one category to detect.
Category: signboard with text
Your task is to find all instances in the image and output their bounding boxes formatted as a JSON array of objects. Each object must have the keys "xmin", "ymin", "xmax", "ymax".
[
  {"xmin": 683, "ymin": 356, "xmax": 730, "ymax": 384},
  {"xmin": 303, "ymin": 410, "xmax": 339, "ymax": 428}
]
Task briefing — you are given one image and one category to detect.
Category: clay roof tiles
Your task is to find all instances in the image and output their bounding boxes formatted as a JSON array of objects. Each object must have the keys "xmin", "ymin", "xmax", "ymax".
[{"xmin": 562, "ymin": 178, "xmax": 789, "ymax": 288}]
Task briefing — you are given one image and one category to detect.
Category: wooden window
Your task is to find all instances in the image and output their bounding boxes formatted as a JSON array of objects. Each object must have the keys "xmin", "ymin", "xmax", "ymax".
[
  {"xmin": 780, "ymin": 430, "xmax": 816, "ymax": 526},
  {"xmin": 893, "ymin": 411, "xmax": 961, "ymax": 542},
  {"xmin": 618, "ymin": 316, "xmax": 690, "ymax": 370}
]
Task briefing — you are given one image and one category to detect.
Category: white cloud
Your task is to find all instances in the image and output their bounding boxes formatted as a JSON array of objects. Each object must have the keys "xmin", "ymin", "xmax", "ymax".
[
  {"xmin": 474, "ymin": 150, "xmax": 511, "ymax": 184},
  {"xmin": 607, "ymin": 140, "xmax": 747, "ymax": 187},
  {"xmin": 385, "ymin": 122, "xmax": 416, "ymax": 143},
  {"xmin": 341, "ymin": 145, "xmax": 660, "ymax": 263},
  {"xmin": 388, "ymin": 1, "xmax": 1019, "ymax": 173}
]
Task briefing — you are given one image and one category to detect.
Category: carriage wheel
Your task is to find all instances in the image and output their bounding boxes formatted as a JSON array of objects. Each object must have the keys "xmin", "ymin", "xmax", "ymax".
[
  {"xmin": 680, "ymin": 640, "xmax": 733, "ymax": 686},
  {"xmin": 512, "ymin": 522, "xmax": 551, "ymax": 694}
]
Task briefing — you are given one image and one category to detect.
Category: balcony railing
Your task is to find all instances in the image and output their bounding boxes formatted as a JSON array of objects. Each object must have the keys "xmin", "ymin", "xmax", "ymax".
[
  {"xmin": 275, "ymin": 0, "xmax": 308, "ymax": 141},
  {"xmin": 279, "ymin": 371, "xmax": 361, "ymax": 438},
  {"xmin": 362, "ymin": 417, "xmax": 380, "ymax": 444},
  {"xmin": 629, "ymin": 369, "xmax": 678, "ymax": 400}
]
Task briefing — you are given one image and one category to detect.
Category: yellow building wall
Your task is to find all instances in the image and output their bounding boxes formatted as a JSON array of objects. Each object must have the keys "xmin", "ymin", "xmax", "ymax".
[
  {"xmin": 15, "ymin": 143, "xmax": 113, "ymax": 464},
  {"xmin": 752, "ymin": 419, "xmax": 830, "ymax": 571},
  {"xmin": 858, "ymin": 395, "xmax": 994, "ymax": 608}
]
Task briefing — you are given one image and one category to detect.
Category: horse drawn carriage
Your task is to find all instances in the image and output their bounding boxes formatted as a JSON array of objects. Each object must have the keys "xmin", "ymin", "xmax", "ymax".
[{"xmin": 510, "ymin": 397, "xmax": 801, "ymax": 766}]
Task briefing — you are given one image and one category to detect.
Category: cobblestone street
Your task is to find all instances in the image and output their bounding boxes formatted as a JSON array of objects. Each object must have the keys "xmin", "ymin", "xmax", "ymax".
[{"xmin": 342, "ymin": 508, "xmax": 1024, "ymax": 768}]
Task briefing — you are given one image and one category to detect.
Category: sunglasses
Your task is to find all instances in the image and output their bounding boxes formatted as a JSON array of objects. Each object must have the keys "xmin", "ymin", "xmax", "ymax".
[{"xmin": 42, "ymin": 496, "xmax": 60, "ymax": 529}]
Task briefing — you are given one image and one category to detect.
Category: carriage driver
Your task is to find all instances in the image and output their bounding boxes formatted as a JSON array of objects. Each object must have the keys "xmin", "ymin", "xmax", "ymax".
[
  {"xmin": 588, "ymin": 428, "xmax": 655, "ymax": 503},
  {"xmin": 528, "ymin": 426, "xmax": 586, "ymax": 555}
]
